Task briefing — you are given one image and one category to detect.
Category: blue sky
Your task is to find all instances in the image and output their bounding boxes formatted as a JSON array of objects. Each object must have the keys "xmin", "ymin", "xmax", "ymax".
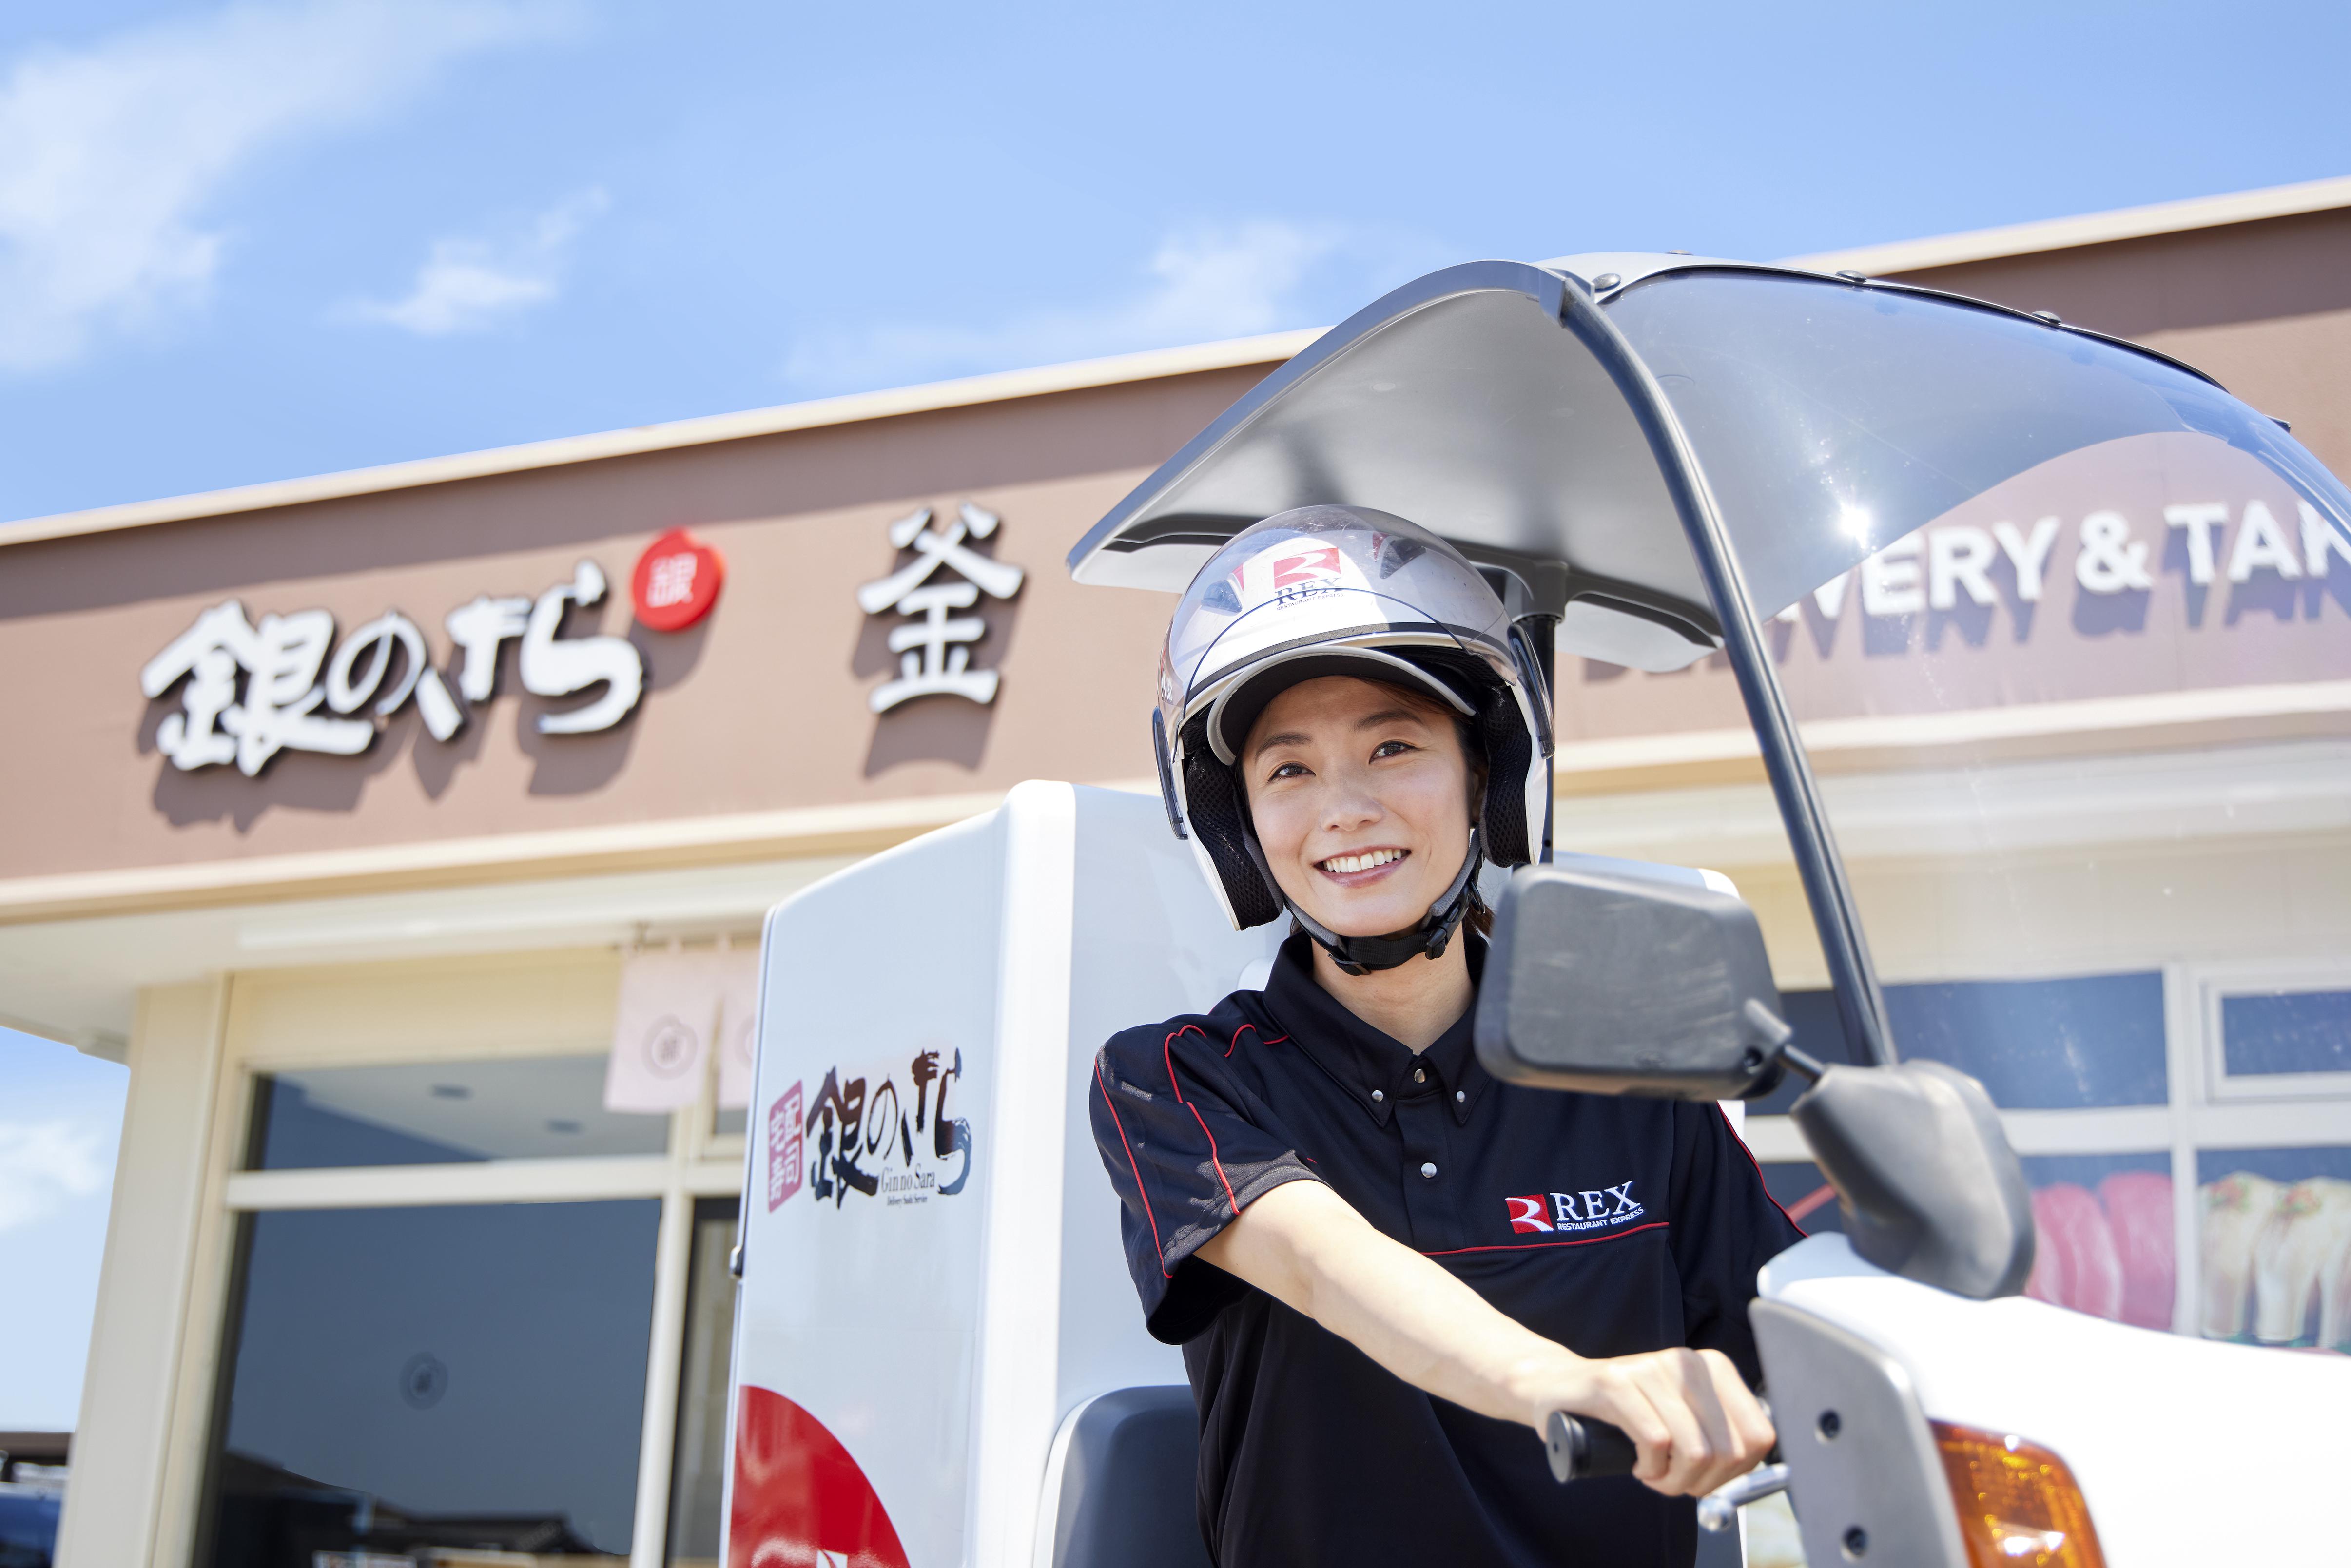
[
  {"xmin": 2, "ymin": 0, "xmax": 2349, "ymax": 525},
  {"xmin": 0, "ymin": 1029, "xmax": 125, "ymax": 1430}
]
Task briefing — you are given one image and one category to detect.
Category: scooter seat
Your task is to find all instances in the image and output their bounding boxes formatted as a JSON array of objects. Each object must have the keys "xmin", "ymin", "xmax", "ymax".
[{"xmin": 1046, "ymin": 1385, "xmax": 1212, "ymax": 1568}]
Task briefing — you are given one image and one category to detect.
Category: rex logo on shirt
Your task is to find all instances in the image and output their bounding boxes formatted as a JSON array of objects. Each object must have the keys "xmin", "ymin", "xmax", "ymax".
[{"xmin": 1504, "ymin": 1182, "xmax": 1644, "ymax": 1235}]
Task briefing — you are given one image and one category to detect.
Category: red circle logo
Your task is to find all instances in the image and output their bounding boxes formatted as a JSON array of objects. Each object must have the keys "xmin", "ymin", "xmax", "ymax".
[
  {"xmin": 730, "ymin": 1385, "xmax": 909, "ymax": 1568},
  {"xmin": 631, "ymin": 528, "xmax": 724, "ymax": 631}
]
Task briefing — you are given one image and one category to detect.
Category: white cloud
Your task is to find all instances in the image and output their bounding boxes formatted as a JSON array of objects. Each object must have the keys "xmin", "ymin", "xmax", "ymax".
[
  {"xmin": 0, "ymin": 0, "xmax": 568, "ymax": 373},
  {"xmin": 0, "ymin": 1118, "xmax": 109, "ymax": 1234},
  {"xmin": 782, "ymin": 219, "xmax": 1422, "ymax": 391},
  {"xmin": 348, "ymin": 187, "xmax": 606, "ymax": 336}
]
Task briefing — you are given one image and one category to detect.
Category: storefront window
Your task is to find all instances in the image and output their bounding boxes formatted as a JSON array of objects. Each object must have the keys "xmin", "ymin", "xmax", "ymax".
[
  {"xmin": 196, "ymin": 1200, "xmax": 660, "ymax": 1568},
  {"xmin": 2195, "ymin": 1146, "xmax": 2351, "ymax": 1345},
  {"xmin": 2218, "ymin": 987, "xmax": 2351, "ymax": 1081},
  {"xmin": 666, "ymin": 1199, "xmax": 740, "ymax": 1567},
  {"xmin": 248, "ymin": 1056, "xmax": 669, "ymax": 1169}
]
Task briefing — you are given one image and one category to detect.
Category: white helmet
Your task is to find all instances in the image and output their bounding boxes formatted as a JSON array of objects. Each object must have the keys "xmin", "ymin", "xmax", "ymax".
[{"xmin": 1153, "ymin": 506, "xmax": 1554, "ymax": 973}]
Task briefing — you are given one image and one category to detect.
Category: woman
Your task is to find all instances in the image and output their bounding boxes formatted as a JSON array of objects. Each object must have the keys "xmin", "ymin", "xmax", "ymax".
[{"xmin": 1090, "ymin": 506, "xmax": 1800, "ymax": 1567}]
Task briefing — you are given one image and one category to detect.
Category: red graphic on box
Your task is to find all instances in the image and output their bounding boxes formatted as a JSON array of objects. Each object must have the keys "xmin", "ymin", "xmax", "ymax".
[
  {"xmin": 768, "ymin": 1083, "xmax": 804, "ymax": 1211},
  {"xmin": 1270, "ymin": 546, "xmax": 1341, "ymax": 588},
  {"xmin": 632, "ymin": 528, "xmax": 726, "ymax": 631},
  {"xmin": 729, "ymin": 1385, "xmax": 910, "ymax": 1568}
]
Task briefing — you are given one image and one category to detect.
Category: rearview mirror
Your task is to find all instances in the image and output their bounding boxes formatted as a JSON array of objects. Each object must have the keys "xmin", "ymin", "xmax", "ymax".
[
  {"xmin": 1475, "ymin": 864, "xmax": 1789, "ymax": 1099},
  {"xmin": 1792, "ymin": 1060, "xmax": 2036, "ymax": 1298}
]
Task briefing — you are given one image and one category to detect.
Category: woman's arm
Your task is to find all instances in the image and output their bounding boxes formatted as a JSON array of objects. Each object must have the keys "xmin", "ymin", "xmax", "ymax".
[{"xmin": 1198, "ymin": 1178, "xmax": 1775, "ymax": 1498}]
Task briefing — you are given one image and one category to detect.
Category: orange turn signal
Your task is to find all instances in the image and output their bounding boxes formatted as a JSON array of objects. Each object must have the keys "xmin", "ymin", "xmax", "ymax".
[{"xmin": 1931, "ymin": 1421, "xmax": 2108, "ymax": 1568}]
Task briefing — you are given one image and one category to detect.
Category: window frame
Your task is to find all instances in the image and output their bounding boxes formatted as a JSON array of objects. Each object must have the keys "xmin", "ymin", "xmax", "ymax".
[
  {"xmin": 172, "ymin": 944, "xmax": 751, "ymax": 1568},
  {"xmin": 2192, "ymin": 959, "xmax": 2351, "ymax": 1105}
]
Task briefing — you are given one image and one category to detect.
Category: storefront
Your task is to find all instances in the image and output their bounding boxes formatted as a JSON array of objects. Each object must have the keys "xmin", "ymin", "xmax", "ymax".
[{"xmin": 4, "ymin": 178, "xmax": 2347, "ymax": 1568}]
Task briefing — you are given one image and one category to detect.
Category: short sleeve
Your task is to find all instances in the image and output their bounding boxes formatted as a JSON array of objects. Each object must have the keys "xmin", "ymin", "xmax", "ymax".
[
  {"xmin": 1089, "ymin": 1017, "xmax": 1323, "ymax": 1343},
  {"xmin": 1666, "ymin": 1103, "xmax": 1806, "ymax": 1386}
]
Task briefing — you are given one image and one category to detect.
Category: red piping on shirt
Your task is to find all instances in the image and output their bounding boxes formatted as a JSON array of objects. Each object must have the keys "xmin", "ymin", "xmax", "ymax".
[
  {"xmin": 1224, "ymin": 1023, "xmax": 1289, "ymax": 1057},
  {"xmin": 1095, "ymin": 1059, "xmax": 1172, "ymax": 1277},
  {"xmin": 1420, "ymin": 1220, "xmax": 1672, "ymax": 1258},
  {"xmin": 1716, "ymin": 1103, "xmax": 1806, "ymax": 1236},
  {"xmin": 1162, "ymin": 1024, "xmax": 1207, "ymax": 1103},
  {"xmin": 1188, "ymin": 1103, "xmax": 1243, "ymax": 1218},
  {"xmin": 1163, "ymin": 1025, "xmax": 1243, "ymax": 1218}
]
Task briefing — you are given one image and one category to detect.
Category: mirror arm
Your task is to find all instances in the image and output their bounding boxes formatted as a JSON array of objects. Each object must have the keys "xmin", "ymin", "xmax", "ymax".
[
  {"xmin": 1740, "ymin": 997, "xmax": 1826, "ymax": 1084},
  {"xmin": 1776, "ymin": 1044, "xmax": 1828, "ymax": 1084}
]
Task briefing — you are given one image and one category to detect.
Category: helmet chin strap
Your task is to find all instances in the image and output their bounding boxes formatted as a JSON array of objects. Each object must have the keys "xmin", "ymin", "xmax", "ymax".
[{"xmin": 1244, "ymin": 825, "xmax": 1485, "ymax": 977}]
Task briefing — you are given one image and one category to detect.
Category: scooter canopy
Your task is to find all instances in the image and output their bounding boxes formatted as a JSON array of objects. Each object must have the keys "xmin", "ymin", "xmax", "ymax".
[{"xmin": 1067, "ymin": 255, "xmax": 2351, "ymax": 672}]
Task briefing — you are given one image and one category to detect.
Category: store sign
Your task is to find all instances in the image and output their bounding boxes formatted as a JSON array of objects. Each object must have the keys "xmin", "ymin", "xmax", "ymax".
[
  {"xmin": 141, "ymin": 557, "xmax": 646, "ymax": 776},
  {"xmin": 1575, "ymin": 434, "xmax": 2351, "ymax": 746},
  {"xmin": 855, "ymin": 502, "xmax": 1025, "ymax": 713},
  {"xmin": 1798, "ymin": 497, "xmax": 2349, "ymax": 626}
]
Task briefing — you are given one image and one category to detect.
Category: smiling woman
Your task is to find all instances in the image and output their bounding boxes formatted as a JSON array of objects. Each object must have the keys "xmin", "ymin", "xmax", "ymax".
[
  {"xmin": 1152, "ymin": 507, "xmax": 1552, "ymax": 969},
  {"xmin": 1240, "ymin": 676, "xmax": 1487, "ymax": 1048},
  {"xmin": 1088, "ymin": 510, "xmax": 1799, "ymax": 1568}
]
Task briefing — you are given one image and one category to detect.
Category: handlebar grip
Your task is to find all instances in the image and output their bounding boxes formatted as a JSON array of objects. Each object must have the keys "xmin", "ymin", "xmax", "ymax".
[{"xmin": 1544, "ymin": 1411, "xmax": 1639, "ymax": 1482}]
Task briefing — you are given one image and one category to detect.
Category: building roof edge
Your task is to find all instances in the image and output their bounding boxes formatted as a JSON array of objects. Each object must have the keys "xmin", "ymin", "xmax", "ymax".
[
  {"xmin": 1779, "ymin": 173, "xmax": 2351, "ymax": 278},
  {"xmin": 0, "ymin": 328, "xmax": 1322, "ymax": 551}
]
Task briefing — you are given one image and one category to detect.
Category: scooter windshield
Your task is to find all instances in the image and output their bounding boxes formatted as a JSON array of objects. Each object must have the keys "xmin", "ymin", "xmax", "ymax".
[
  {"xmin": 1600, "ymin": 270, "xmax": 2351, "ymax": 1348},
  {"xmin": 1607, "ymin": 270, "xmax": 2351, "ymax": 620}
]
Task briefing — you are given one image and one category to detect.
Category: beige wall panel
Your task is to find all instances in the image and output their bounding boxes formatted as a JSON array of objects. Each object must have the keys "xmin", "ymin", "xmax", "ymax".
[
  {"xmin": 1920, "ymin": 855, "xmax": 2110, "ymax": 977},
  {"xmin": 150, "ymin": 997, "xmax": 266, "ymax": 1568},
  {"xmin": 53, "ymin": 980, "xmax": 226, "ymax": 1568},
  {"xmin": 1723, "ymin": 860, "xmax": 1829, "ymax": 991},
  {"xmin": 2281, "ymin": 838, "xmax": 2351, "ymax": 942},
  {"xmin": 1831, "ymin": 834, "xmax": 2351, "ymax": 990},
  {"xmin": 226, "ymin": 948, "xmax": 620, "ymax": 1070},
  {"xmin": 2096, "ymin": 841, "xmax": 2292, "ymax": 964}
]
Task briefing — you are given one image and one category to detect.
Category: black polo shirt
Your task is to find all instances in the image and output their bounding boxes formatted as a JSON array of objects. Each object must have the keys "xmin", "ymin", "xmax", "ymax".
[{"xmin": 1088, "ymin": 933, "xmax": 1802, "ymax": 1568}]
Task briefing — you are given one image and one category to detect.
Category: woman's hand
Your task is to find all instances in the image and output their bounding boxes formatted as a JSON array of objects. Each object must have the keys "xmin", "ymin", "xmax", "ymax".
[
  {"xmin": 1201, "ymin": 1180, "xmax": 1776, "ymax": 1498},
  {"xmin": 1507, "ymin": 1343, "xmax": 1776, "ymax": 1497}
]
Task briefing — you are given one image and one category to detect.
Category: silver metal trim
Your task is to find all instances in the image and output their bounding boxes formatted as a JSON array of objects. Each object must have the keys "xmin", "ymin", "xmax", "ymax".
[{"xmin": 1750, "ymin": 1298, "xmax": 1967, "ymax": 1568}]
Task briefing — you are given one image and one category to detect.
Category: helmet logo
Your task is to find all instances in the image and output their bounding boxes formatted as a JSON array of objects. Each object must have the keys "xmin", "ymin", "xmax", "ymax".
[
  {"xmin": 1271, "ymin": 546, "xmax": 1342, "ymax": 588},
  {"xmin": 1235, "ymin": 541, "xmax": 1365, "ymax": 609}
]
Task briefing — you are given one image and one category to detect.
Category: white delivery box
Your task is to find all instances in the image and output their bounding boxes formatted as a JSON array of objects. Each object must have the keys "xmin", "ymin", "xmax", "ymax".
[{"xmin": 724, "ymin": 781, "xmax": 1280, "ymax": 1568}]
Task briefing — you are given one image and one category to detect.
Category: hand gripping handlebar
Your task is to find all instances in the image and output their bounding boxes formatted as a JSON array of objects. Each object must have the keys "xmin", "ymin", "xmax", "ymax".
[
  {"xmin": 1543, "ymin": 1412, "xmax": 1638, "ymax": 1482},
  {"xmin": 1548, "ymin": 1409, "xmax": 1795, "ymax": 1538}
]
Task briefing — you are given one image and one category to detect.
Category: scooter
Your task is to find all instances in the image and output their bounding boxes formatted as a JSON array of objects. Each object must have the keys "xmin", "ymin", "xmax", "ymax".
[{"xmin": 728, "ymin": 254, "xmax": 2351, "ymax": 1568}]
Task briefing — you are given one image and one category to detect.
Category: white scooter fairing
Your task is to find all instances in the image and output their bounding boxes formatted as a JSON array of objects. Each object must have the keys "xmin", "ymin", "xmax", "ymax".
[{"xmin": 1756, "ymin": 1236, "xmax": 2351, "ymax": 1566}]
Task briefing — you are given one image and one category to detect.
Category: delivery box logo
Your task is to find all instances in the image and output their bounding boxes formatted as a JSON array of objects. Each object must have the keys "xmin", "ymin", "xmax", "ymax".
[{"xmin": 780, "ymin": 1047, "xmax": 976, "ymax": 1209}]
